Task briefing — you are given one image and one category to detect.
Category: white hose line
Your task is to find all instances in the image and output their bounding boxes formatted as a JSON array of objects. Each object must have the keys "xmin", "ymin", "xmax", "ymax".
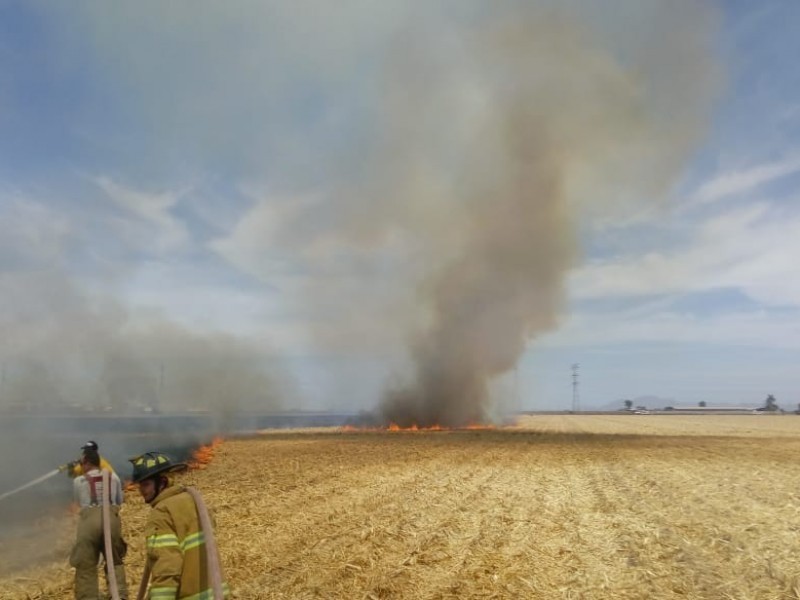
[
  {"xmin": 0, "ymin": 469, "xmax": 61, "ymax": 503},
  {"xmin": 101, "ymin": 470, "xmax": 121, "ymax": 600},
  {"xmin": 187, "ymin": 487, "xmax": 225, "ymax": 599}
]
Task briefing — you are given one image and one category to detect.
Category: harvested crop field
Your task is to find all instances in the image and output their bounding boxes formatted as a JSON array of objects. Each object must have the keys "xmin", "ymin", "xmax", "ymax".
[{"xmin": 4, "ymin": 414, "xmax": 800, "ymax": 599}]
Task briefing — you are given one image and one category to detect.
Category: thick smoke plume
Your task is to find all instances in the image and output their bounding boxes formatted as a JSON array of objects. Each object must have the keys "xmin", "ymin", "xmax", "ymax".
[{"xmin": 316, "ymin": 3, "xmax": 719, "ymax": 426}]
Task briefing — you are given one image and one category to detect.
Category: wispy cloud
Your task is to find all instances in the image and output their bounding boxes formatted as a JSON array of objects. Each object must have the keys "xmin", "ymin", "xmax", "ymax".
[
  {"xmin": 692, "ymin": 155, "xmax": 800, "ymax": 204},
  {"xmin": 573, "ymin": 202, "xmax": 800, "ymax": 306},
  {"xmin": 93, "ymin": 176, "xmax": 189, "ymax": 251}
]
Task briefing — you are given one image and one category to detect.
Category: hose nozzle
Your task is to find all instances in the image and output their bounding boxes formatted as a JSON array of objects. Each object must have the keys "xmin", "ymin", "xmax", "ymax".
[{"xmin": 59, "ymin": 460, "xmax": 79, "ymax": 474}]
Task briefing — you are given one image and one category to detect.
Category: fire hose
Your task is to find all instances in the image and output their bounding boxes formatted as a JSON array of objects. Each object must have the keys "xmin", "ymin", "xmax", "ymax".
[
  {"xmin": 101, "ymin": 470, "xmax": 122, "ymax": 600},
  {"xmin": 136, "ymin": 486, "xmax": 225, "ymax": 600},
  {"xmin": 0, "ymin": 468, "xmax": 62, "ymax": 503}
]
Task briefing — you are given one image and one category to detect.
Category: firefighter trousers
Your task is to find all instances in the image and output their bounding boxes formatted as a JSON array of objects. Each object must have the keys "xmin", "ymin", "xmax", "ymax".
[{"xmin": 69, "ymin": 506, "xmax": 128, "ymax": 600}]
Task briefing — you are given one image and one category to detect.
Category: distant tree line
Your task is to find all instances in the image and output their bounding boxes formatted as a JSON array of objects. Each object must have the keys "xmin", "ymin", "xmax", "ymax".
[{"xmin": 620, "ymin": 394, "xmax": 791, "ymax": 412}]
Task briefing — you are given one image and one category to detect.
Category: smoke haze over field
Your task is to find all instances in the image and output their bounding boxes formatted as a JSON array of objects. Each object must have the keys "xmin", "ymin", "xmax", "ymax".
[
  {"xmin": 1, "ymin": 1, "xmax": 720, "ymax": 426},
  {"xmin": 0, "ymin": 272, "xmax": 284, "ymax": 413}
]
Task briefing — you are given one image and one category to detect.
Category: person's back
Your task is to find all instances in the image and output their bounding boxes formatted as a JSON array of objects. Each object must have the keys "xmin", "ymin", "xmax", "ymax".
[
  {"xmin": 73, "ymin": 467, "xmax": 123, "ymax": 509},
  {"xmin": 70, "ymin": 450, "xmax": 128, "ymax": 600}
]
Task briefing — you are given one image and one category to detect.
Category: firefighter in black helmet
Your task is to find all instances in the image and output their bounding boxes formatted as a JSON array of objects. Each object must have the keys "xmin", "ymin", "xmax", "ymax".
[
  {"xmin": 130, "ymin": 452, "xmax": 230, "ymax": 599},
  {"xmin": 130, "ymin": 452, "xmax": 187, "ymax": 503},
  {"xmin": 64, "ymin": 441, "xmax": 116, "ymax": 477}
]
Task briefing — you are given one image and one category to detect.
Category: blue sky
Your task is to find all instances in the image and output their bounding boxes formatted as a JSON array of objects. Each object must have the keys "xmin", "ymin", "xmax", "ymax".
[{"xmin": 1, "ymin": 1, "xmax": 799, "ymax": 413}]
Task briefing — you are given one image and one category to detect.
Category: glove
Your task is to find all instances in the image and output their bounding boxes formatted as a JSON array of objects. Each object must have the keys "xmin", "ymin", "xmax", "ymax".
[{"xmin": 61, "ymin": 460, "xmax": 79, "ymax": 476}]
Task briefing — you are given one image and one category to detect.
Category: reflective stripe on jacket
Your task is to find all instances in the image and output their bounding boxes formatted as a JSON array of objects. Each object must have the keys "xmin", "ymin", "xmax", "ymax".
[{"xmin": 145, "ymin": 485, "xmax": 230, "ymax": 600}]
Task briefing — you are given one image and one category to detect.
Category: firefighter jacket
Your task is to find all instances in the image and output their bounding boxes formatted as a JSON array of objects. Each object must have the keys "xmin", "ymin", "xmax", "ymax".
[
  {"xmin": 145, "ymin": 485, "xmax": 230, "ymax": 600},
  {"xmin": 70, "ymin": 455, "xmax": 115, "ymax": 477}
]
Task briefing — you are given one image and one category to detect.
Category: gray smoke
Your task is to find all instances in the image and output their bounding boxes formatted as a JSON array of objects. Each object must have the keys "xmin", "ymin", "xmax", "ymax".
[
  {"xmin": 0, "ymin": 272, "xmax": 285, "ymax": 414},
  {"xmin": 15, "ymin": 1, "xmax": 719, "ymax": 428},
  {"xmin": 302, "ymin": 2, "xmax": 719, "ymax": 426}
]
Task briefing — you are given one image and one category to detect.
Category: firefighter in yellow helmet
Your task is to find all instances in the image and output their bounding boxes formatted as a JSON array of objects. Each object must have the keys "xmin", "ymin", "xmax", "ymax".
[{"xmin": 130, "ymin": 452, "xmax": 230, "ymax": 600}]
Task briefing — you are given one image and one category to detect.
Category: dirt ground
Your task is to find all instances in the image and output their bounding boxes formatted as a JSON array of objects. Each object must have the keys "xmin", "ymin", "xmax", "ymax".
[{"xmin": 3, "ymin": 414, "xmax": 800, "ymax": 599}]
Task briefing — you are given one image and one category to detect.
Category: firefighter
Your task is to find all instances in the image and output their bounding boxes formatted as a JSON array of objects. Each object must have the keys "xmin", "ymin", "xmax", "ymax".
[
  {"xmin": 130, "ymin": 451, "xmax": 230, "ymax": 599},
  {"xmin": 66, "ymin": 441, "xmax": 116, "ymax": 477},
  {"xmin": 70, "ymin": 447, "xmax": 129, "ymax": 600}
]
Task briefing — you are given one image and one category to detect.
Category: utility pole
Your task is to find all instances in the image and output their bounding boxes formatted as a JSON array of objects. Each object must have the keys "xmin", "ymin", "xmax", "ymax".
[
  {"xmin": 571, "ymin": 363, "xmax": 580, "ymax": 413},
  {"xmin": 155, "ymin": 363, "xmax": 164, "ymax": 412}
]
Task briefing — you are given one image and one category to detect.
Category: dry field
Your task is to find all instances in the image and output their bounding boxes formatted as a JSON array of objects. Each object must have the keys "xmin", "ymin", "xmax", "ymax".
[{"xmin": 4, "ymin": 414, "xmax": 800, "ymax": 599}]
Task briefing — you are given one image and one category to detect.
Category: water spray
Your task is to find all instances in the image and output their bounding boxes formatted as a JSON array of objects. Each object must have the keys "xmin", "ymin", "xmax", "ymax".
[{"xmin": 0, "ymin": 466, "xmax": 67, "ymax": 503}]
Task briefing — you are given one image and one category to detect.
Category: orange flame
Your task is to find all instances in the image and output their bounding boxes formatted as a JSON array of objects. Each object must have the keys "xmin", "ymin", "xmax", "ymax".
[
  {"xmin": 122, "ymin": 437, "xmax": 224, "ymax": 490},
  {"xmin": 188, "ymin": 436, "xmax": 224, "ymax": 470},
  {"xmin": 386, "ymin": 423, "xmax": 478, "ymax": 432},
  {"xmin": 341, "ymin": 422, "xmax": 494, "ymax": 433}
]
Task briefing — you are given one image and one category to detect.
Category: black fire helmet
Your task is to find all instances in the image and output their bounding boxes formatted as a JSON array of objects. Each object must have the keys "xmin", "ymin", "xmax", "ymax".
[{"xmin": 129, "ymin": 451, "xmax": 188, "ymax": 483}]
